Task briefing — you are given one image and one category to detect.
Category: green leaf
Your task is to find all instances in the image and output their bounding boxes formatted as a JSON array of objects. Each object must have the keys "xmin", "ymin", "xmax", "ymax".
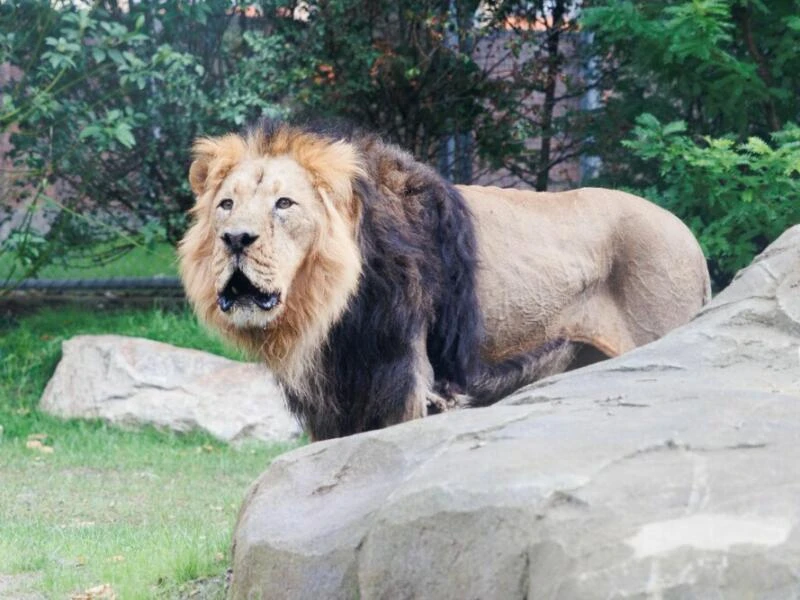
[
  {"xmin": 107, "ymin": 48, "xmax": 123, "ymax": 65},
  {"xmin": 114, "ymin": 123, "xmax": 136, "ymax": 149},
  {"xmin": 78, "ymin": 125, "xmax": 101, "ymax": 141},
  {"xmin": 662, "ymin": 120, "xmax": 688, "ymax": 136},
  {"xmin": 744, "ymin": 136, "xmax": 771, "ymax": 155}
]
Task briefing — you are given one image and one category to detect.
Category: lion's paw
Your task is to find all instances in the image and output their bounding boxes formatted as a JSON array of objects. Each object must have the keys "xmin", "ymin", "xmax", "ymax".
[{"xmin": 426, "ymin": 389, "xmax": 470, "ymax": 415}]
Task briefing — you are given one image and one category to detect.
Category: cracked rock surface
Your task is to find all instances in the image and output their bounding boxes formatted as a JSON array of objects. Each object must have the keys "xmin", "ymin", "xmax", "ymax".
[
  {"xmin": 40, "ymin": 335, "xmax": 301, "ymax": 443},
  {"xmin": 230, "ymin": 226, "xmax": 800, "ymax": 599}
]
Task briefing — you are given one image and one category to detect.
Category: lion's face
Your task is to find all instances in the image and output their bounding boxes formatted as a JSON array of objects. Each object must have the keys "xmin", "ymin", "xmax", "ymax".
[
  {"xmin": 180, "ymin": 128, "xmax": 364, "ymax": 373},
  {"xmin": 208, "ymin": 155, "xmax": 324, "ymax": 328}
]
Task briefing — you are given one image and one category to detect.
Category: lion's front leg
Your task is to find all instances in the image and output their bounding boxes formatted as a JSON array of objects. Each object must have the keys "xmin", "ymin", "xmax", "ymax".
[
  {"xmin": 398, "ymin": 333, "xmax": 434, "ymax": 421},
  {"xmin": 358, "ymin": 333, "xmax": 432, "ymax": 430},
  {"xmin": 388, "ymin": 332, "xmax": 461, "ymax": 424},
  {"xmin": 415, "ymin": 334, "xmax": 470, "ymax": 416}
]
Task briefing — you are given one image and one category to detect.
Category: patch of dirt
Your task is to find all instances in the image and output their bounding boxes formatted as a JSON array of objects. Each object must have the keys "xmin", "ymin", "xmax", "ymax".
[{"xmin": 0, "ymin": 573, "xmax": 45, "ymax": 600}]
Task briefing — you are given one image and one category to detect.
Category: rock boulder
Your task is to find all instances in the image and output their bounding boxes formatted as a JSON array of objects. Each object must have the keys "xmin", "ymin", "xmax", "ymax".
[
  {"xmin": 230, "ymin": 225, "xmax": 800, "ymax": 599},
  {"xmin": 40, "ymin": 335, "xmax": 301, "ymax": 443}
]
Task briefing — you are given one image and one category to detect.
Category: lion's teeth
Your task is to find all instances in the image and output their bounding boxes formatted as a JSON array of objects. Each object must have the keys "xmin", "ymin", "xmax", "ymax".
[
  {"xmin": 255, "ymin": 294, "xmax": 279, "ymax": 310},
  {"xmin": 218, "ymin": 295, "xmax": 234, "ymax": 312}
]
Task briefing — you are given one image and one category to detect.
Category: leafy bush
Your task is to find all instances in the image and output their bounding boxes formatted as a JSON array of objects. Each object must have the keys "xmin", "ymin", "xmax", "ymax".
[
  {"xmin": 0, "ymin": 1, "xmax": 291, "ymax": 284},
  {"xmin": 1, "ymin": 0, "xmax": 592, "ymax": 287},
  {"xmin": 5, "ymin": 0, "xmax": 797, "ymax": 290},
  {"xmin": 624, "ymin": 114, "xmax": 800, "ymax": 286},
  {"xmin": 231, "ymin": 0, "xmax": 589, "ymax": 188},
  {"xmin": 583, "ymin": 0, "xmax": 800, "ymax": 188}
]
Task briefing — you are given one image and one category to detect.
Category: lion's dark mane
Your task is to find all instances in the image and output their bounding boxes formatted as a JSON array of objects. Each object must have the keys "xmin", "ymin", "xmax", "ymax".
[
  {"xmin": 258, "ymin": 122, "xmax": 482, "ymax": 439},
  {"xmin": 253, "ymin": 120, "xmax": 564, "ymax": 439}
]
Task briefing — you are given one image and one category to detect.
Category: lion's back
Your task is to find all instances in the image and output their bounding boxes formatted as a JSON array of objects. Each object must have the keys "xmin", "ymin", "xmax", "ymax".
[
  {"xmin": 458, "ymin": 185, "xmax": 707, "ymax": 296},
  {"xmin": 456, "ymin": 184, "xmax": 710, "ymax": 359}
]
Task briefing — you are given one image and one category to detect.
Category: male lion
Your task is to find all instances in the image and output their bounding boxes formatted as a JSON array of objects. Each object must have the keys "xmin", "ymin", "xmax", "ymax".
[{"xmin": 179, "ymin": 120, "xmax": 710, "ymax": 440}]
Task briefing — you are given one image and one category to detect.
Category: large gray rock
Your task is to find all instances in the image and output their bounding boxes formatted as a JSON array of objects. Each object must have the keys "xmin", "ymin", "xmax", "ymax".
[
  {"xmin": 230, "ymin": 226, "xmax": 800, "ymax": 599},
  {"xmin": 40, "ymin": 335, "xmax": 301, "ymax": 443}
]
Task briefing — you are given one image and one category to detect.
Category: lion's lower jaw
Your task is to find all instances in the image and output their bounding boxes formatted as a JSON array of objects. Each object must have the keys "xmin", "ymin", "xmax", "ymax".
[
  {"xmin": 225, "ymin": 279, "xmax": 357, "ymax": 390},
  {"xmin": 226, "ymin": 305, "xmax": 284, "ymax": 329}
]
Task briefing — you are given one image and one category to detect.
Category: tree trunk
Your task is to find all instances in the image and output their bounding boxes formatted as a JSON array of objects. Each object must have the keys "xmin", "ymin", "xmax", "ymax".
[
  {"xmin": 536, "ymin": 0, "xmax": 566, "ymax": 191},
  {"xmin": 732, "ymin": 3, "xmax": 781, "ymax": 132}
]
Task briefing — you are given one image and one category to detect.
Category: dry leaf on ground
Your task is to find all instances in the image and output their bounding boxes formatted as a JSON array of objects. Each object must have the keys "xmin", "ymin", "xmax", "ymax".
[
  {"xmin": 25, "ymin": 439, "xmax": 54, "ymax": 453},
  {"xmin": 70, "ymin": 583, "xmax": 116, "ymax": 600}
]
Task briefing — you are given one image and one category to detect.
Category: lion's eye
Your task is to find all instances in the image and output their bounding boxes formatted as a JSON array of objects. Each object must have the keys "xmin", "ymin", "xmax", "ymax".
[
  {"xmin": 218, "ymin": 198, "xmax": 234, "ymax": 210},
  {"xmin": 275, "ymin": 197, "xmax": 295, "ymax": 210}
]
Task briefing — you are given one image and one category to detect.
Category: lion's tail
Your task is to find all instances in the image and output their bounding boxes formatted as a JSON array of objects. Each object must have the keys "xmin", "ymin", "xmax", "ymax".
[{"xmin": 466, "ymin": 338, "xmax": 574, "ymax": 407}]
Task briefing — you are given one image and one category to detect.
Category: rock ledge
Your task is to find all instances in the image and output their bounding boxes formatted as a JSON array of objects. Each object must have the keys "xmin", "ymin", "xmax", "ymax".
[{"xmin": 230, "ymin": 226, "xmax": 800, "ymax": 599}]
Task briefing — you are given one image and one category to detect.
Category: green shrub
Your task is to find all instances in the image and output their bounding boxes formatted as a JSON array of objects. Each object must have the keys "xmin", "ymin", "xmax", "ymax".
[
  {"xmin": 583, "ymin": 0, "xmax": 800, "ymax": 188},
  {"xmin": 624, "ymin": 114, "xmax": 800, "ymax": 286},
  {"xmin": 1, "ymin": 0, "xmax": 596, "ymax": 287},
  {"xmin": 0, "ymin": 0, "xmax": 288, "ymax": 285}
]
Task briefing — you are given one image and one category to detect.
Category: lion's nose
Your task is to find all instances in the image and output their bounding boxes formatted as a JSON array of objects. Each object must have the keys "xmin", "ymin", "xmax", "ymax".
[{"xmin": 222, "ymin": 230, "xmax": 259, "ymax": 254}]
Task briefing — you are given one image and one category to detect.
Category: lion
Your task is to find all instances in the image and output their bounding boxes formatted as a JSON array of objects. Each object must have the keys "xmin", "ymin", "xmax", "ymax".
[{"xmin": 179, "ymin": 120, "xmax": 710, "ymax": 440}]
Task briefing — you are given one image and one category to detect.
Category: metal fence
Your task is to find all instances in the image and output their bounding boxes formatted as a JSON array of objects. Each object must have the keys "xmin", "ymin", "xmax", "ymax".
[{"xmin": 10, "ymin": 277, "xmax": 183, "ymax": 292}]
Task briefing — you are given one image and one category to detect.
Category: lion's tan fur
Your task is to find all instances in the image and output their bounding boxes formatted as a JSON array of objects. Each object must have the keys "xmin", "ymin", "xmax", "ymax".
[
  {"xmin": 179, "ymin": 129, "xmax": 364, "ymax": 392},
  {"xmin": 459, "ymin": 184, "xmax": 711, "ymax": 362}
]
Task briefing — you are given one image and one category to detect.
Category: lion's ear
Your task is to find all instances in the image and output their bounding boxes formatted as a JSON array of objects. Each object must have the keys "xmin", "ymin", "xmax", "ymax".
[
  {"xmin": 188, "ymin": 138, "xmax": 218, "ymax": 197},
  {"xmin": 189, "ymin": 135, "xmax": 247, "ymax": 197},
  {"xmin": 310, "ymin": 140, "xmax": 364, "ymax": 218},
  {"xmin": 188, "ymin": 158, "xmax": 210, "ymax": 197}
]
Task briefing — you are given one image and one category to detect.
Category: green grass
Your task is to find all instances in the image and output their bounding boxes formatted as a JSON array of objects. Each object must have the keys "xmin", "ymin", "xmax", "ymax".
[
  {"xmin": 0, "ymin": 425, "xmax": 293, "ymax": 599},
  {"xmin": 0, "ymin": 305, "xmax": 301, "ymax": 599},
  {"xmin": 1, "ymin": 242, "xmax": 178, "ymax": 282}
]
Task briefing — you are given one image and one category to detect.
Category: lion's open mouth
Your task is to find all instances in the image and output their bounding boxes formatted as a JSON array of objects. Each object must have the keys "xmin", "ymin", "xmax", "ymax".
[{"xmin": 218, "ymin": 270, "xmax": 281, "ymax": 313}]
